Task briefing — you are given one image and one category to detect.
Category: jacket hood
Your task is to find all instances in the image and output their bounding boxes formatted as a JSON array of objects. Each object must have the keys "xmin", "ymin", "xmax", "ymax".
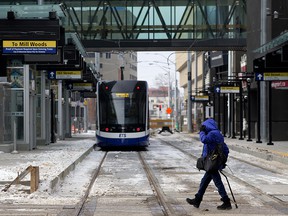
[{"xmin": 202, "ymin": 118, "xmax": 218, "ymax": 132}]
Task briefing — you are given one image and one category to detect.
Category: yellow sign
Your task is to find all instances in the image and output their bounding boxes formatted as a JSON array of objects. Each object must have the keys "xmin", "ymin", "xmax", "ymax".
[
  {"xmin": 3, "ymin": 40, "xmax": 56, "ymax": 48},
  {"xmin": 56, "ymin": 71, "xmax": 81, "ymax": 79},
  {"xmin": 195, "ymin": 95, "xmax": 209, "ymax": 101},
  {"xmin": 264, "ymin": 73, "xmax": 288, "ymax": 81},
  {"xmin": 57, "ymin": 71, "xmax": 81, "ymax": 75},
  {"xmin": 72, "ymin": 83, "xmax": 93, "ymax": 91},
  {"xmin": 221, "ymin": 86, "xmax": 240, "ymax": 93},
  {"xmin": 115, "ymin": 93, "xmax": 129, "ymax": 98},
  {"xmin": 74, "ymin": 83, "xmax": 92, "ymax": 87},
  {"xmin": 3, "ymin": 40, "xmax": 57, "ymax": 54}
]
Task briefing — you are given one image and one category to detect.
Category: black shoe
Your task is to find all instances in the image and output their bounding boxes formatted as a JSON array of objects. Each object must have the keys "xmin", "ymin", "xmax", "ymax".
[
  {"xmin": 217, "ymin": 199, "xmax": 232, "ymax": 210},
  {"xmin": 186, "ymin": 198, "xmax": 201, "ymax": 208}
]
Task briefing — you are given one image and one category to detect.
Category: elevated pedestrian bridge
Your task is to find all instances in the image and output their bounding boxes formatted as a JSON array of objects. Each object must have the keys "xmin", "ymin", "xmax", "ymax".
[{"xmin": 0, "ymin": 0, "xmax": 247, "ymax": 52}]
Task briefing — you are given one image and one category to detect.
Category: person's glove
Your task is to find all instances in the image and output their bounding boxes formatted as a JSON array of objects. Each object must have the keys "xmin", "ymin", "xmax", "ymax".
[{"xmin": 200, "ymin": 125, "xmax": 206, "ymax": 132}]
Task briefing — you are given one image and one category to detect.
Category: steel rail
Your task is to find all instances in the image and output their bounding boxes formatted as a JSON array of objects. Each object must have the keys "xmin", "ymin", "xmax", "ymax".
[{"xmin": 138, "ymin": 152, "xmax": 177, "ymax": 216}]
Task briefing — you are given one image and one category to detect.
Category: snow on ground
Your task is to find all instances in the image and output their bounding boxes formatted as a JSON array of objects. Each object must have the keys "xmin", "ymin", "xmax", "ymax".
[
  {"xmin": 0, "ymin": 131, "xmax": 96, "ymax": 205},
  {"xmin": 0, "ymin": 130, "xmax": 287, "ymax": 207}
]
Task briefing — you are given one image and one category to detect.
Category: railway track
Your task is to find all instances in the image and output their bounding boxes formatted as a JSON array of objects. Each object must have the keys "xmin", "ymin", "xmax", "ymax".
[
  {"xmin": 159, "ymin": 137, "xmax": 288, "ymax": 207},
  {"xmin": 60, "ymin": 149, "xmax": 182, "ymax": 216},
  {"xmin": 75, "ymin": 151, "xmax": 108, "ymax": 216},
  {"xmin": 1, "ymin": 138, "xmax": 287, "ymax": 215},
  {"xmin": 138, "ymin": 151, "xmax": 176, "ymax": 216}
]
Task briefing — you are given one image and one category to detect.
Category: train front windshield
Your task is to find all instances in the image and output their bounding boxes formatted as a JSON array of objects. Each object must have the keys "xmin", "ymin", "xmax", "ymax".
[{"xmin": 99, "ymin": 87, "xmax": 146, "ymax": 132}]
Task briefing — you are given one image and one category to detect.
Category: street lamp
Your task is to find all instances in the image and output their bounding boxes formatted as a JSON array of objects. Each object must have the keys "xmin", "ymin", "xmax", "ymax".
[
  {"xmin": 148, "ymin": 62, "xmax": 172, "ymax": 117},
  {"xmin": 138, "ymin": 52, "xmax": 177, "ymax": 129}
]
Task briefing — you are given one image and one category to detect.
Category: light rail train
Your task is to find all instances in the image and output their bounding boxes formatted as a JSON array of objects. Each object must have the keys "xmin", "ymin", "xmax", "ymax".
[{"xmin": 96, "ymin": 80, "xmax": 149, "ymax": 148}]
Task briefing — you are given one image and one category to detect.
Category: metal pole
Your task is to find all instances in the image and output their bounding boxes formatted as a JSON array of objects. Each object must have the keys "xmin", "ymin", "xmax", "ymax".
[
  {"xmin": 228, "ymin": 94, "xmax": 232, "ymax": 138},
  {"xmin": 223, "ymin": 94, "xmax": 226, "ymax": 136},
  {"xmin": 187, "ymin": 51, "xmax": 192, "ymax": 132},
  {"xmin": 232, "ymin": 93, "xmax": 236, "ymax": 139},
  {"xmin": 120, "ymin": 66, "xmax": 124, "ymax": 80},
  {"xmin": 168, "ymin": 66, "xmax": 170, "ymax": 113},
  {"xmin": 260, "ymin": 0, "xmax": 267, "ymax": 142},
  {"xmin": 175, "ymin": 71, "xmax": 179, "ymax": 131},
  {"xmin": 256, "ymin": 81, "xmax": 262, "ymax": 143},
  {"xmin": 239, "ymin": 81, "xmax": 244, "ymax": 140},
  {"xmin": 217, "ymin": 89, "xmax": 221, "ymax": 126},
  {"xmin": 267, "ymin": 81, "xmax": 274, "ymax": 145},
  {"xmin": 50, "ymin": 89, "xmax": 55, "ymax": 143},
  {"xmin": 247, "ymin": 80, "xmax": 252, "ymax": 141},
  {"xmin": 194, "ymin": 51, "xmax": 198, "ymax": 130},
  {"xmin": 58, "ymin": 80, "xmax": 63, "ymax": 140}
]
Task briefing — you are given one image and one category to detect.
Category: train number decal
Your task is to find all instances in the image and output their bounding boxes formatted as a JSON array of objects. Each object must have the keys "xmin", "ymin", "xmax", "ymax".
[{"xmin": 119, "ymin": 133, "xmax": 126, "ymax": 138}]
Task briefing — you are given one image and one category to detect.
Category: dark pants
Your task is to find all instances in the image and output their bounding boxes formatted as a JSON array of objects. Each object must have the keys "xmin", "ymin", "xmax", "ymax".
[{"xmin": 196, "ymin": 171, "xmax": 228, "ymax": 201}]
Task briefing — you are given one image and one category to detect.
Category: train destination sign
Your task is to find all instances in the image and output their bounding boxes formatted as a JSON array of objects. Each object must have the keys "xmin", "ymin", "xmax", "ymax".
[
  {"xmin": 115, "ymin": 93, "xmax": 129, "ymax": 98},
  {"xmin": 255, "ymin": 72, "xmax": 288, "ymax": 81},
  {"xmin": 2, "ymin": 40, "xmax": 57, "ymax": 54},
  {"xmin": 48, "ymin": 71, "xmax": 82, "ymax": 80},
  {"xmin": 215, "ymin": 86, "xmax": 240, "ymax": 94}
]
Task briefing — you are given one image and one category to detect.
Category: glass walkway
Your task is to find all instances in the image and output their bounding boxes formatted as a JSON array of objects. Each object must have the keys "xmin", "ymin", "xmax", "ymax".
[{"xmin": 1, "ymin": 0, "xmax": 247, "ymax": 51}]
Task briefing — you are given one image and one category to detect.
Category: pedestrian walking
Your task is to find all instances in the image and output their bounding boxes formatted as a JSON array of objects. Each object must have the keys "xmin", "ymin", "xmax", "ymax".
[
  {"xmin": 243, "ymin": 118, "xmax": 248, "ymax": 138},
  {"xmin": 186, "ymin": 118, "xmax": 232, "ymax": 210}
]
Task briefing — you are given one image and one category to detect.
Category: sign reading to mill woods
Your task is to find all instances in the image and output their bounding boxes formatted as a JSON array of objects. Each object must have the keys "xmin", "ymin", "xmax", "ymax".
[{"xmin": 2, "ymin": 40, "xmax": 57, "ymax": 54}]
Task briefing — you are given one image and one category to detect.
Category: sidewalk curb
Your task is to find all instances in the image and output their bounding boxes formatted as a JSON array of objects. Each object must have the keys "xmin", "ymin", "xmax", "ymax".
[
  {"xmin": 228, "ymin": 144, "xmax": 288, "ymax": 165},
  {"xmin": 49, "ymin": 146, "xmax": 94, "ymax": 192},
  {"xmin": 188, "ymin": 133, "xmax": 288, "ymax": 165}
]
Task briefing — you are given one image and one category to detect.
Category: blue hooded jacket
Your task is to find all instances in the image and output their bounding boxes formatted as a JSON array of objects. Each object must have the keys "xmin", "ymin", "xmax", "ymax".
[{"xmin": 199, "ymin": 118, "xmax": 229, "ymax": 159}]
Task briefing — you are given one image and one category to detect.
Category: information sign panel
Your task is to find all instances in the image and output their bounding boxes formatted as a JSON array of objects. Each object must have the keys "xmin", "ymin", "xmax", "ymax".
[
  {"xmin": 214, "ymin": 86, "xmax": 240, "ymax": 94},
  {"xmin": 2, "ymin": 40, "xmax": 57, "ymax": 54},
  {"xmin": 255, "ymin": 72, "xmax": 288, "ymax": 81},
  {"xmin": 67, "ymin": 83, "xmax": 93, "ymax": 91},
  {"xmin": 191, "ymin": 95, "xmax": 209, "ymax": 102},
  {"xmin": 48, "ymin": 71, "xmax": 82, "ymax": 80}
]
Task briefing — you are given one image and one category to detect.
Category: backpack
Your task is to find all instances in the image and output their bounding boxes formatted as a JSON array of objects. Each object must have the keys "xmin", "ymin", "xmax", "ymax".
[{"xmin": 203, "ymin": 143, "xmax": 229, "ymax": 173}]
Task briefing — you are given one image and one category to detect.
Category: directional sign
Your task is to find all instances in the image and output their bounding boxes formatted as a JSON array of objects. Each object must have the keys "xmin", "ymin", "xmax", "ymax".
[
  {"xmin": 215, "ymin": 86, "xmax": 240, "ymax": 94},
  {"xmin": 255, "ymin": 72, "xmax": 288, "ymax": 81},
  {"xmin": 191, "ymin": 95, "xmax": 209, "ymax": 102},
  {"xmin": 48, "ymin": 71, "xmax": 56, "ymax": 79},
  {"xmin": 48, "ymin": 70, "xmax": 82, "ymax": 80},
  {"xmin": 67, "ymin": 83, "xmax": 93, "ymax": 91},
  {"xmin": 215, "ymin": 86, "xmax": 221, "ymax": 93},
  {"xmin": 2, "ymin": 40, "xmax": 57, "ymax": 54},
  {"xmin": 255, "ymin": 73, "xmax": 264, "ymax": 81}
]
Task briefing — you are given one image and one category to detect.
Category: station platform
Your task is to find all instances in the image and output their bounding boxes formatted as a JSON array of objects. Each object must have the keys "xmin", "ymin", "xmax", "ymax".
[
  {"xmin": 188, "ymin": 132, "xmax": 288, "ymax": 165},
  {"xmin": 0, "ymin": 130, "xmax": 287, "ymax": 198}
]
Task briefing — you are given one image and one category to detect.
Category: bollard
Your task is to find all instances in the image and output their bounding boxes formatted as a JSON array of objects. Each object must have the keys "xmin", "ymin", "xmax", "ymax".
[{"xmin": 11, "ymin": 118, "xmax": 18, "ymax": 154}]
